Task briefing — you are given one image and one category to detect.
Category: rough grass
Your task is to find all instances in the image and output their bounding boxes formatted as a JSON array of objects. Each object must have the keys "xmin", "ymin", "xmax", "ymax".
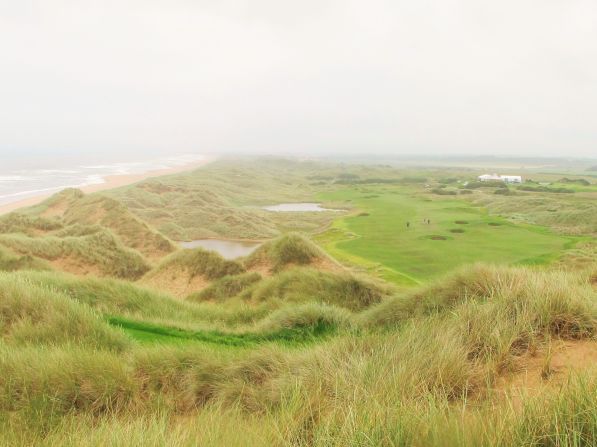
[
  {"xmin": 149, "ymin": 247, "xmax": 245, "ymax": 281},
  {"xmin": 187, "ymin": 272, "xmax": 262, "ymax": 302},
  {"xmin": 246, "ymin": 267, "xmax": 389, "ymax": 311},
  {"xmin": 23, "ymin": 189, "xmax": 175, "ymax": 259},
  {"xmin": 0, "ymin": 263, "xmax": 595, "ymax": 445},
  {"xmin": 245, "ymin": 232, "xmax": 331, "ymax": 272},
  {"xmin": 1, "ymin": 160, "xmax": 596, "ymax": 445},
  {"xmin": 0, "ymin": 273, "xmax": 130, "ymax": 351},
  {"xmin": 360, "ymin": 263, "xmax": 596, "ymax": 334},
  {"xmin": 0, "ymin": 230, "xmax": 150, "ymax": 279},
  {"xmin": 0, "ymin": 245, "xmax": 50, "ymax": 272},
  {"xmin": 104, "ymin": 158, "xmax": 345, "ymax": 240},
  {"xmin": 471, "ymin": 191, "xmax": 597, "ymax": 236},
  {"xmin": 0, "ymin": 212, "xmax": 63, "ymax": 235}
]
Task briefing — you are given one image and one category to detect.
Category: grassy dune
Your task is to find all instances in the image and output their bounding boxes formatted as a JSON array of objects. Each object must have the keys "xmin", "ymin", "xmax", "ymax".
[
  {"xmin": 0, "ymin": 230, "xmax": 150, "ymax": 279},
  {"xmin": 0, "ymin": 189, "xmax": 174, "ymax": 279},
  {"xmin": 0, "ymin": 263, "xmax": 595, "ymax": 445},
  {"xmin": 106, "ymin": 158, "xmax": 340, "ymax": 240},
  {"xmin": 1, "ymin": 157, "xmax": 596, "ymax": 445}
]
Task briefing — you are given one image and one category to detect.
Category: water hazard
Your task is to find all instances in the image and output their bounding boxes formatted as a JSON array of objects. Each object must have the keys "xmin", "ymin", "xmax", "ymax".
[
  {"xmin": 262, "ymin": 203, "xmax": 338, "ymax": 212},
  {"xmin": 179, "ymin": 239, "xmax": 261, "ymax": 259}
]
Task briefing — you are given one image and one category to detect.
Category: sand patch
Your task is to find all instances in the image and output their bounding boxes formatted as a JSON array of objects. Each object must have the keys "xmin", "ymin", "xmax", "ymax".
[
  {"xmin": 492, "ymin": 340, "xmax": 597, "ymax": 406},
  {"xmin": 246, "ymin": 254, "xmax": 343, "ymax": 276},
  {"xmin": 40, "ymin": 199, "xmax": 70, "ymax": 219},
  {"xmin": 141, "ymin": 266, "xmax": 210, "ymax": 299},
  {"xmin": 49, "ymin": 257, "xmax": 103, "ymax": 277}
]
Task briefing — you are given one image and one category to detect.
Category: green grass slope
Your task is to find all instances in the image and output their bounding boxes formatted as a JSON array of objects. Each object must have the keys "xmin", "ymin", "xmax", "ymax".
[
  {"xmin": 0, "ymin": 264, "xmax": 594, "ymax": 446},
  {"xmin": 316, "ymin": 185, "xmax": 577, "ymax": 284}
]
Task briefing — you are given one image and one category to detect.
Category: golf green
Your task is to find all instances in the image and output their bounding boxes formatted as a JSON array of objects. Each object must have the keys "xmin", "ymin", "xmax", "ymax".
[{"xmin": 315, "ymin": 186, "xmax": 574, "ymax": 285}]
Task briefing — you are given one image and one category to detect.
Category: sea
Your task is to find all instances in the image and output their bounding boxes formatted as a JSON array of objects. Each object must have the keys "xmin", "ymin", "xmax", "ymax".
[{"xmin": 0, "ymin": 152, "xmax": 205, "ymax": 207}]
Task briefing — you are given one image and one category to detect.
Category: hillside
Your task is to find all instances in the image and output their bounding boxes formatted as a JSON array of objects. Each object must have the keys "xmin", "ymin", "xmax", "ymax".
[
  {"xmin": 0, "ymin": 262, "xmax": 595, "ymax": 446},
  {"xmin": 105, "ymin": 158, "xmax": 345, "ymax": 240},
  {"xmin": 0, "ymin": 189, "xmax": 175, "ymax": 279},
  {"xmin": 26, "ymin": 189, "xmax": 175, "ymax": 259},
  {"xmin": 0, "ymin": 157, "xmax": 596, "ymax": 446}
]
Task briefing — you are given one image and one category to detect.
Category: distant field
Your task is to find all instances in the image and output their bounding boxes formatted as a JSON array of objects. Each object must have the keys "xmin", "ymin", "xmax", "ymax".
[{"xmin": 316, "ymin": 186, "xmax": 577, "ymax": 285}]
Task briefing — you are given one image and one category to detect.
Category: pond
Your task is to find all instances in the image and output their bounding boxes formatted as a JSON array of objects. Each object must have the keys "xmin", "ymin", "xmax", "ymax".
[
  {"xmin": 262, "ymin": 202, "xmax": 338, "ymax": 212},
  {"xmin": 179, "ymin": 239, "xmax": 261, "ymax": 259}
]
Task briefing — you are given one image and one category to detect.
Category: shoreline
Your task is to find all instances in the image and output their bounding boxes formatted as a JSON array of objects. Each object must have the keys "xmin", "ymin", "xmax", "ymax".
[{"xmin": 0, "ymin": 157, "xmax": 213, "ymax": 216}]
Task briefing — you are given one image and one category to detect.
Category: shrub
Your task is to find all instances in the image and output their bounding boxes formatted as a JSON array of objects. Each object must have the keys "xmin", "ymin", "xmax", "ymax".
[{"xmin": 431, "ymin": 188, "xmax": 457, "ymax": 195}]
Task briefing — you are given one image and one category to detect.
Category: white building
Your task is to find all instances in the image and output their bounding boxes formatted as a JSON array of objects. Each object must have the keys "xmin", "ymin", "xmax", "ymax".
[
  {"xmin": 477, "ymin": 174, "xmax": 523, "ymax": 183},
  {"xmin": 478, "ymin": 174, "xmax": 502, "ymax": 182},
  {"xmin": 499, "ymin": 175, "xmax": 523, "ymax": 183}
]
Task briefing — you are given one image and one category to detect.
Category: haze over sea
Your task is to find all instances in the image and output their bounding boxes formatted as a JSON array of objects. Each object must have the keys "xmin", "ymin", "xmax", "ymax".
[{"xmin": 0, "ymin": 152, "xmax": 205, "ymax": 207}]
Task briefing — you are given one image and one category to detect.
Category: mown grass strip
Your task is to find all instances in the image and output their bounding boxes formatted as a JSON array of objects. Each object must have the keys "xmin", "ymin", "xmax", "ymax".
[{"xmin": 107, "ymin": 316, "xmax": 338, "ymax": 347}]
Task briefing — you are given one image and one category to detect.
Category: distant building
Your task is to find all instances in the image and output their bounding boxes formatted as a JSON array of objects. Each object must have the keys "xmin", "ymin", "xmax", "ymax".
[
  {"xmin": 477, "ymin": 174, "xmax": 502, "ymax": 182},
  {"xmin": 499, "ymin": 175, "xmax": 522, "ymax": 183},
  {"xmin": 477, "ymin": 174, "xmax": 523, "ymax": 183}
]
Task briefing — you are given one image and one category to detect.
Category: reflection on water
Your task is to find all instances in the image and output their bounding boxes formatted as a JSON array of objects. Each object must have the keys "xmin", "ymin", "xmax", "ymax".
[
  {"xmin": 179, "ymin": 239, "xmax": 261, "ymax": 259},
  {"xmin": 262, "ymin": 203, "xmax": 338, "ymax": 212}
]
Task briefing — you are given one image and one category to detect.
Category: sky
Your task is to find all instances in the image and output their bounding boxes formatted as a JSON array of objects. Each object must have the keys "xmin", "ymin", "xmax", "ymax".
[{"xmin": 0, "ymin": 0, "xmax": 596, "ymax": 159}]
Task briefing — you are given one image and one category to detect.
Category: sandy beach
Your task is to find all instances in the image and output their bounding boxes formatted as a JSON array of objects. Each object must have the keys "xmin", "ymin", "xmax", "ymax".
[{"xmin": 0, "ymin": 157, "xmax": 212, "ymax": 216}]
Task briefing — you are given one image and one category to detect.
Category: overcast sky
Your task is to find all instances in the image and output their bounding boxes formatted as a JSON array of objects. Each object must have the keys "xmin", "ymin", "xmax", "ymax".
[{"xmin": 1, "ymin": 0, "xmax": 596, "ymax": 158}]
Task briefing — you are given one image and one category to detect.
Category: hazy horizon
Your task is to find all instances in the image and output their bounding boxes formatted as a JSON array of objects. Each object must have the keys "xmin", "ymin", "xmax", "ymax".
[{"xmin": 1, "ymin": 1, "xmax": 596, "ymax": 158}]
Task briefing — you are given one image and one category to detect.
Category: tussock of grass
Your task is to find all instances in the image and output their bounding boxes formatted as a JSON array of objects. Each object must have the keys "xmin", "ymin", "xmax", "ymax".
[
  {"xmin": 246, "ymin": 267, "xmax": 388, "ymax": 311},
  {"xmin": 360, "ymin": 264, "xmax": 596, "ymax": 336},
  {"xmin": 16, "ymin": 270, "xmax": 276, "ymax": 328},
  {"xmin": 150, "ymin": 247, "xmax": 244, "ymax": 281},
  {"xmin": 0, "ymin": 230, "xmax": 150, "ymax": 279},
  {"xmin": 0, "ymin": 212, "xmax": 62, "ymax": 235},
  {"xmin": 0, "ymin": 273, "xmax": 129, "ymax": 351},
  {"xmin": 60, "ymin": 194, "xmax": 175, "ymax": 257},
  {"xmin": 254, "ymin": 303, "xmax": 352, "ymax": 333},
  {"xmin": 187, "ymin": 272, "xmax": 262, "ymax": 302},
  {"xmin": 0, "ymin": 245, "xmax": 50, "ymax": 272},
  {"xmin": 245, "ymin": 232, "xmax": 330, "ymax": 272},
  {"xmin": 0, "ymin": 345, "xmax": 135, "ymax": 415}
]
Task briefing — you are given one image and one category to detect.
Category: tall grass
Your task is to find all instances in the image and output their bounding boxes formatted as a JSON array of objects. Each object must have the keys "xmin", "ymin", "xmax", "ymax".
[
  {"xmin": 0, "ymin": 273, "xmax": 130, "ymax": 350},
  {"xmin": 245, "ymin": 232, "xmax": 330, "ymax": 272},
  {"xmin": 0, "ymin": 262, "xmax": 595, "ymax": 445},
  {"xmin": 246, "ymin": 267, "xmax": 389, "ymax": 311},
  {"xmin": 0, "ymin": 230, "xmax": 150, "ymax": 279},
  {"xmin": 150, "ymin": 247, "xmax": 244, "ymax": 280},
  {"xmin": 187, "ymin": 271, "xmax": 262, "ymax": 302}
]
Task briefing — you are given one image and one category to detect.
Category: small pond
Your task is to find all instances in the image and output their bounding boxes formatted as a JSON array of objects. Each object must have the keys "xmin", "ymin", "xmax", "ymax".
[
  {"xmin": 179, "ymin": 239, "xmax": 261, "ymax": 259},
  {"xmin": 262, "ymin": 202, "xmax": 338, "ymax": 212}
]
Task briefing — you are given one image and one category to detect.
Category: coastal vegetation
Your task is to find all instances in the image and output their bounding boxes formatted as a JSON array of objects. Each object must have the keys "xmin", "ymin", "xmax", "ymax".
[{"xmin": 0, "ymin": 157, "xmax": 595, "ymax": 445}]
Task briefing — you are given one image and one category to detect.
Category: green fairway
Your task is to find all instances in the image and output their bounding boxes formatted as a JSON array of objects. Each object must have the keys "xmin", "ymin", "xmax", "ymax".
[{"xmin": 316, "ymin": 186, "xmax": 576, "ymax": 285}]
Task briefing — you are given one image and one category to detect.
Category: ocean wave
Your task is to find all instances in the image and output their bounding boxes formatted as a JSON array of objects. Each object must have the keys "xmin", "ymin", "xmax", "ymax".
[{"xmin": 0, "ymin": 153, "xmax": 205, "ymax": 207}]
